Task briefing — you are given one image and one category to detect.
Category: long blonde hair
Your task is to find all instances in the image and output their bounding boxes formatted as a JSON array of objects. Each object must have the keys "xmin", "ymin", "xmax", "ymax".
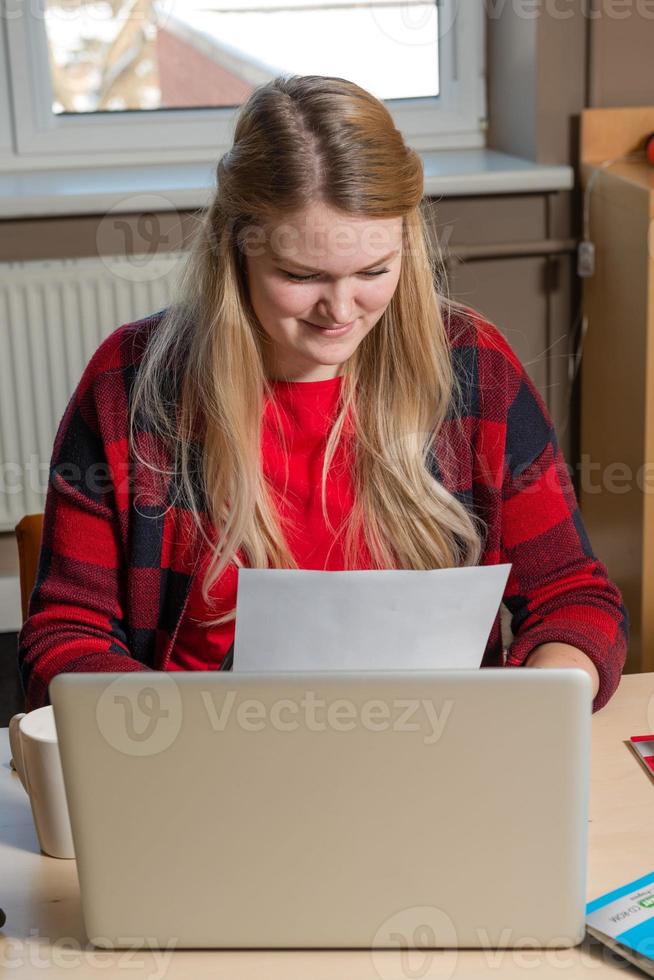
[{"xmin": 130, "ymin": 74, "xmax": 484, "ymax": 625}]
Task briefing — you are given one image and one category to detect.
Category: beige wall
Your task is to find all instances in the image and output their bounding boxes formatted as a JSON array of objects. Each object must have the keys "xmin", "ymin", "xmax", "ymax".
[
  {"xmin": 0, "ymin": 541, "xmax": 17, "ymax": 576},
  {"xmin": 588, "ymin": 8, "xmax": 654, "ymax": 107},
  {"xmin": 488, "ymin": 1, "xmax": 654, "ymax": 165}
]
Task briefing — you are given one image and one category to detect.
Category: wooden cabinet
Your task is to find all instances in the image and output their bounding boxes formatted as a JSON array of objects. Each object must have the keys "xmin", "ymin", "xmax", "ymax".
[
  {"xmin": 580, "ymin": 107, "xmax": 654, "ymax": 674},
  {"xmin": 427, "ymin": 193, "xmax": 577, "ymax": 461}
]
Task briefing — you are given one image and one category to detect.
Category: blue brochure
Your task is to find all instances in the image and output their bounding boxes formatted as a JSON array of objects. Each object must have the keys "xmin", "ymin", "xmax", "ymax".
[{"xmin": 586, "ymin": 871, "xmax": 654, "ymax": 976}]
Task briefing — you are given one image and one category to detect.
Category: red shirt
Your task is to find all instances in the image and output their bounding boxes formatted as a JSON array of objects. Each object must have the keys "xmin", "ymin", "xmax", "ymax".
[
  {"xmin": 168, "ymin": 374, "xmax": 373, "ymax": 670},
  {"xmin": 18, "ymin": 307, "xmax": 629, "ymax": 713}
]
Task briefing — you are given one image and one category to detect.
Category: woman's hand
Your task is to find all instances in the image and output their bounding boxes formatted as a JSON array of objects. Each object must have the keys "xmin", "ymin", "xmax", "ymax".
[{"xmin": 524, "ymin": 642, "xmax": 600, "ymax": 699}]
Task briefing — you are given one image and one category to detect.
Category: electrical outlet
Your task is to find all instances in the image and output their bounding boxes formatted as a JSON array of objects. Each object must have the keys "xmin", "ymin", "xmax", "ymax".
[{"xmin": 577, "ymin": 241, "xmax": 596, "ymax": 278}]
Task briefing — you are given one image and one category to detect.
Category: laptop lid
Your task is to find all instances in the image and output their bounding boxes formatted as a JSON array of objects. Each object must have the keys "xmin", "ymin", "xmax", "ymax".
[{"xmin": 49, "ymin": 668, "xmax": 591, "ymax": 950}]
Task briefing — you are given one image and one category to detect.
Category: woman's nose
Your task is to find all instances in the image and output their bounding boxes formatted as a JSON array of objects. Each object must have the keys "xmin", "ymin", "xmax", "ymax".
[{"xmin": 315, "ymin": 281, "xmax": 357, "ymax": 324}]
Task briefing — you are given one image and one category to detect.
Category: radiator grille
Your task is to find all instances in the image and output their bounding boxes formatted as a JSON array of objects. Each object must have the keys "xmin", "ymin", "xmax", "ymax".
[{"xmin": 0, "ymin": 252, "xmax": 188, "ymax": 531}]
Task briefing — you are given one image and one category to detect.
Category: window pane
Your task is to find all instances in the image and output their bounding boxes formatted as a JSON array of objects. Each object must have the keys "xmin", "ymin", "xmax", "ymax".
[{"xmin": 45, "ymin": 0, "xmax": 440, "ymax": 114}]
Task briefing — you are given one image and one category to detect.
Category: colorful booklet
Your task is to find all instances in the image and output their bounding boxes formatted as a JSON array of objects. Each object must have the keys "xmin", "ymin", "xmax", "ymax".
[
  {"xmin": 628, "ymin": 736, "xmax": 654, "ymax": 782},
  {"xmin": 586, "ymin": 871, "xmax": 654, "ymax": 976}
]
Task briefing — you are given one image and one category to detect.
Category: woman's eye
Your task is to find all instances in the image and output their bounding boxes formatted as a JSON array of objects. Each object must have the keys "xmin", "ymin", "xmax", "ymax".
[{"xmin": 284, "ymin": 269, "xmax": 389, "ymax": 282}]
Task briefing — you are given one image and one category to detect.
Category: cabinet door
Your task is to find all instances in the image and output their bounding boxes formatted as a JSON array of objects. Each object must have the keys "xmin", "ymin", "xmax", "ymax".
[{"xmin": 445, "ymin": 255, "xmax": 574, "ymax": 460}]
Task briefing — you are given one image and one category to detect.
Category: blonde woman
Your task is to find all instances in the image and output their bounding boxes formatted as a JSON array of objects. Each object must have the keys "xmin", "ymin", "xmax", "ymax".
[{"xmin": 18, "ymin": 75, "xmax": 627, "ymax": 713}]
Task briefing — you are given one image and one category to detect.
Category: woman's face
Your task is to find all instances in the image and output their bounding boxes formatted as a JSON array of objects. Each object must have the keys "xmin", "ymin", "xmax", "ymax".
[{"xmin": 243, "ymin": 201, "xmax": 404, "ymax": 381}]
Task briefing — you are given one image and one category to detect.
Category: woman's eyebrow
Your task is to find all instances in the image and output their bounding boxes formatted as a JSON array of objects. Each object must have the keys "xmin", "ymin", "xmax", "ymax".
[{"xmin": 272, "ymin": 247, "xmax": 401, "ymax": 274}]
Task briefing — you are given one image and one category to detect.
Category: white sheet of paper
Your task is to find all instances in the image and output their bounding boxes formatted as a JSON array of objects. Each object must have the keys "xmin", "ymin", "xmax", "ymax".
[{"xmin": 233, "ymin": 564, "xmax": 512, "ymax": 672}]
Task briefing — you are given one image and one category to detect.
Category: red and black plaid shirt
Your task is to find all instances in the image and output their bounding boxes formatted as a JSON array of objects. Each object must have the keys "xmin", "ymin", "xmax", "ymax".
[{"xmin": 18, "ymin": 306, "xmax": 628, "ymax": 713}]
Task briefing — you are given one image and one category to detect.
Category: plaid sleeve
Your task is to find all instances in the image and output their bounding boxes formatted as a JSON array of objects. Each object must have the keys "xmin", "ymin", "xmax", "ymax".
[
  {"xmin": 494, "ymin": 333, "xmax": 629, "ymax": 712},
  {"xmin": 18, "ymin": 328, "xmax": 152, "ymax": 712}
]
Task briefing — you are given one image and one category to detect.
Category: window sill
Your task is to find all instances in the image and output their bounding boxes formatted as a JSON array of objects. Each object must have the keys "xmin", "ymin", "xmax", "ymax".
[{"xmin": 0, "ymin": 149, "xmax": 574, "ymax": 220}]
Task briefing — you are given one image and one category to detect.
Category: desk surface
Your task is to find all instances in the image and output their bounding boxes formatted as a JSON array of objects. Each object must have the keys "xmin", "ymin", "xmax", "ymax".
[{"xmin": 1, "ymin": 673, "xmax": 653, "ymax": 978}]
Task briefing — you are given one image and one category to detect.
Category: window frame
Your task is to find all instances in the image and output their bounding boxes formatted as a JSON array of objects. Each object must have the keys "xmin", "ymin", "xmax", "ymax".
[
  {"xmin": 0, "ymin": 13, "xmax": 14, "ymax": 158},
  {"xmin": 1, "ymin": 0, "xmax": 486, "ymax": 170}
]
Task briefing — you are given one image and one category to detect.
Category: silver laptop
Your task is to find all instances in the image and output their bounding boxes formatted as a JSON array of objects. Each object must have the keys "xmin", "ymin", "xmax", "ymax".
[{"xmin": 49, "ymin": 668, "xmax": 592, "ymax": 950}]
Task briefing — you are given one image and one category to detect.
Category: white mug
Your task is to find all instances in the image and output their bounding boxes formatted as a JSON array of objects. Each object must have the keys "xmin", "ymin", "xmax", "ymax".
[{"xmin": 8, "ymin": 706, "xmax": 75, "ymax": 859}]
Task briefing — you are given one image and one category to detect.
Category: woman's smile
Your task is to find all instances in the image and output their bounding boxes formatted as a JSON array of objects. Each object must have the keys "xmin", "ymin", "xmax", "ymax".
[{"xmin": 301, "ymin": 318, "xmax": 357, "ymax": 337}]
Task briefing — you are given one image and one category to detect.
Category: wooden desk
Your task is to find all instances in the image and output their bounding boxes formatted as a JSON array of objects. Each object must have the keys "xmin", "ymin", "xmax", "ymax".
[{"xmin": 1, "ymin": 673, "xmax": 653, "ymax": 978}]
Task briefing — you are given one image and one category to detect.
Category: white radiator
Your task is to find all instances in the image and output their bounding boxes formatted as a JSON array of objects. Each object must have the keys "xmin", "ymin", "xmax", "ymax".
[{"xmin": 0, "ymin": 252, "xmax": 189, "ymax": 532}]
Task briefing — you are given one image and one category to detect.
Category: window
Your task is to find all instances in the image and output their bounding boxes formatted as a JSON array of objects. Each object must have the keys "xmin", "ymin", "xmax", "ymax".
[{"xmin": 0, "ymin": 0, "xmax": 486, "ymax": 170}]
